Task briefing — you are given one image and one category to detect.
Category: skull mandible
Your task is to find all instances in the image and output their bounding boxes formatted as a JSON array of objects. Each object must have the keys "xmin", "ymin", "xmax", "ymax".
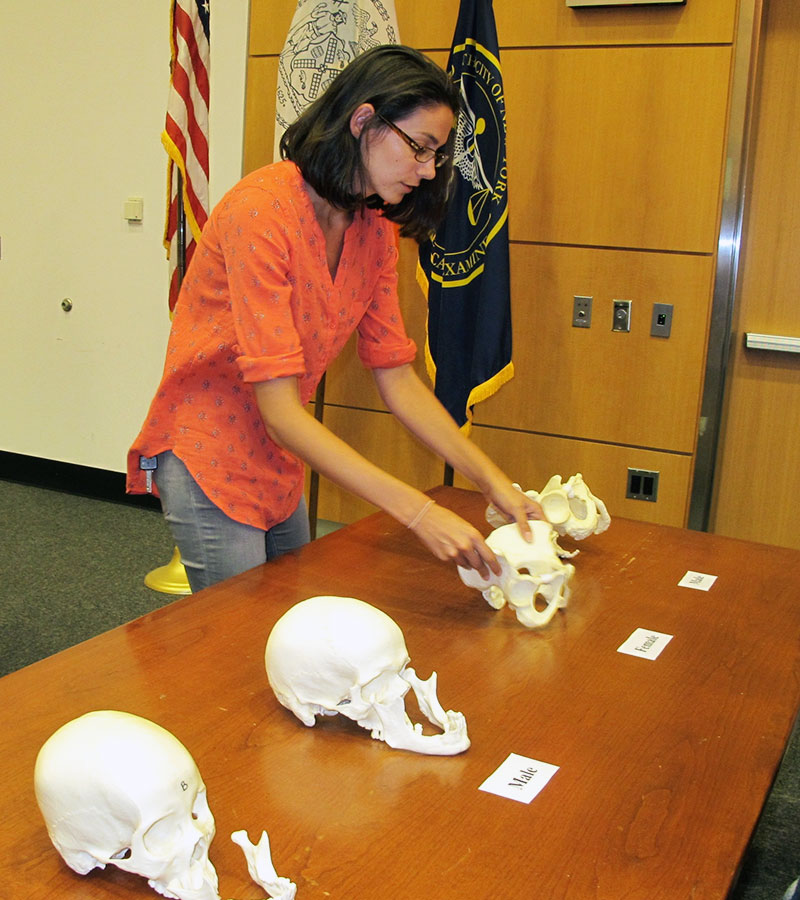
[
  {"xmin": 458, "ymin": 521, "xmax": 575, "ymax": 628},
  {"xmin": 34, "ymin": 710, "xmax": 219, "ymax": 900},
  {"xmin": 265, "ymin": 596, "xmax": 470, "ymax": 755}
]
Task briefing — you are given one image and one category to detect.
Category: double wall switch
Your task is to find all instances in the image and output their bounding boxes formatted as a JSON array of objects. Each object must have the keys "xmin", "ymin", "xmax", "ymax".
[
  {"xmin": 572, "ymin": 295, "xmax": 592, "ymax": 328},
  {"xmin": 650, "ymin": 302, "xmax": 674, "ymax": 338},
  {"xmin": 612, "ymin": 300, "xmax": 632, "ymax": 332}
]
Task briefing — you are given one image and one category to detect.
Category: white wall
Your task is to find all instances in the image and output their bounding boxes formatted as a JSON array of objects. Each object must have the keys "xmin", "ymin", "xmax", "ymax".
[{"xmin": 0, "ymin": 0, "xmax": 250, "ymax": 473}]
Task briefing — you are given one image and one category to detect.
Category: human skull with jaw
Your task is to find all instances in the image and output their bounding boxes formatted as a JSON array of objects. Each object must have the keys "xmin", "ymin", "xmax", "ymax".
[
  {"xmin": 34, "ymin": 710, "xmax": 296, "ymax": 900},
  {"xmin": 487, "ymin": 473, "xmax": 610, "ymax": 541},
  {"xmin": 265, "ymin": 596, "xmax": 470, "ymax": 756},
  {"xmin": 457, "ymin": 521, "xmax": 576, "ymax": 628},
  {"xmin": 34, "ymin": 710, "xmax": 220, "ymax": 900}
]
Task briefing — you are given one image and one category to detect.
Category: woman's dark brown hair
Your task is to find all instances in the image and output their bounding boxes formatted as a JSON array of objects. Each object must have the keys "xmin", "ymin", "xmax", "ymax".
[{"xmin": 280, "ymin": 44, "xmax": 461, "ymax": 242}]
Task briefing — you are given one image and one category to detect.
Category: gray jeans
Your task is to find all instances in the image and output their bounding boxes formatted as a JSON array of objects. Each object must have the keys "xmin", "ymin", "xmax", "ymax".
[{"xmin": 153, "ymin": 450, "xmax": 310, "ymax": 593}]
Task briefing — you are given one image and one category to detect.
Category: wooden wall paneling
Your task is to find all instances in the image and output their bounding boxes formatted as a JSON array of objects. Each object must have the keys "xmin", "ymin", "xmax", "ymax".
[
  {"xmin": 712, "ymin": 0, "xmax": 800, "ymax": 549},
  {"xmin": 397, "ymin": 0, "xmax": 737, "ymax": 50},
  {"xmin": 309, "ymin": 406, "xmax": 444, "ymax": 523},
  {"xmin": 395, "ymin": 0, "xmax": 458, "ymax": 49},
  {"xmin": 454, "ymin": 426, "xmax": 692, "ymax": 527},
  {"xmin": 496, "ymin": 0, "xmax": 737, "ymax": 49},
  {"xmin": 723, "ymin": 5, "xmax": 800, "ymax": 341},
  {"xmin": 321, "ymin": 333, "xmax": 384, "ymax": 411},
  {"xmin": 243, "ymin": 56, "xmax": 278, "ymax": 175},
  {"xmin": 712, "ymin": 347, "xmax": 800, "ymax": 548},
  {"xmin": 505, "ymin": 45, "xmax": 733, "ymax": 252},
  {"xmin": 475, "ymin": 244, "xmax": 715, "ymax": 453},
  {"xmin": 248, "ymin": 0, "xmax": 298, "ymax": 55}
]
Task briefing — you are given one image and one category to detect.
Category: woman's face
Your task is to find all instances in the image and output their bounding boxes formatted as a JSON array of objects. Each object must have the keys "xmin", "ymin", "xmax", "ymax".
[{"xmin": 358, "ymin": 103, "xmax": 455, "ymax": 205}]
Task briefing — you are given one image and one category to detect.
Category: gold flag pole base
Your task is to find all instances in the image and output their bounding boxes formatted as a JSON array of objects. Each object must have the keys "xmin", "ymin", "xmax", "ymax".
[{"xmin": 144, "ymin": 546, "xmax": 191, "ymax": 594}]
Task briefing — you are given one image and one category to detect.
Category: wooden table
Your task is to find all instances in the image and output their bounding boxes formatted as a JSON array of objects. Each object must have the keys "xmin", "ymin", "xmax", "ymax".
[{"xmin": 2, "ymin": 487, "xmax": 799, "ymax": 900}]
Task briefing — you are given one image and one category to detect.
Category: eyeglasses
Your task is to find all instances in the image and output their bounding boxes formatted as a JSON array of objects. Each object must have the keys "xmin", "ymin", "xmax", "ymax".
[{"xmin": 376, "ymin": 114, "xmax": 449, "ymax": 168}]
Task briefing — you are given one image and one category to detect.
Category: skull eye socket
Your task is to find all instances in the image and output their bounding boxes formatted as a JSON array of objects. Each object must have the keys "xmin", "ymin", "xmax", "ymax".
[
  {"xmin": 143, "ymin": 814, "xmax": 184, "ymax": 857},
  {"xmin": 143, "ymin": 800, "xmax": 209, "ymax": 860}
]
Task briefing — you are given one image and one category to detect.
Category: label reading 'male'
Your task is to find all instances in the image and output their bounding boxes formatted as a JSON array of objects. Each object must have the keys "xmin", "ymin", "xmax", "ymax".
[{"xmin": 479, "ymin": 752, "xmax": 559, "ymax": 804}]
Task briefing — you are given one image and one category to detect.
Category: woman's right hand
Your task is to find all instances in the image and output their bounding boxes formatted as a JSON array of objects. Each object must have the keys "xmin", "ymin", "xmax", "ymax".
[{"xmin": 408, "ymin": 501, "xmax": 500, "ymax": 579}]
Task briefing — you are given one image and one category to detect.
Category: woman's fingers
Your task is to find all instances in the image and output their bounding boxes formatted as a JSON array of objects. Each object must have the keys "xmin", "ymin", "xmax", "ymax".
[{"xmin": 411, "ymin": 504, "xmax": 501, "ymax": 576}]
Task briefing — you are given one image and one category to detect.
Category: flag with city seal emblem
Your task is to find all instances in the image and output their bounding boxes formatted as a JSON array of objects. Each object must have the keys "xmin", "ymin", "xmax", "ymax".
[
  {"xmin": 418, "ymin": 0, "xmax": 512, "ymax": 431},
  {"xmin": 273, "ymin": 0, "xmax": 400, "ymax": 160}
]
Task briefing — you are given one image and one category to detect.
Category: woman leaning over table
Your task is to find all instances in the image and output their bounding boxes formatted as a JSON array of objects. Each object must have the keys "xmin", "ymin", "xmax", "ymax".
[{"xmin": 127, "ymin": 45, "xmax": 541, "ymax": 593}]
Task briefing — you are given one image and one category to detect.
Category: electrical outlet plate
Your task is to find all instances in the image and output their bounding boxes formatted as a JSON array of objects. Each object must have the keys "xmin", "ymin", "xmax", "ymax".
[
  {"xmin": 627, "ymin": 468, "xmax": 659, "ymax": 502},
  {"xmin": 612, "ymin": 300, "xmax": 632, "ymax": 332},
  {"xmin": 573, "ymin": 295, "xmax": 592, "ymax": 328}
]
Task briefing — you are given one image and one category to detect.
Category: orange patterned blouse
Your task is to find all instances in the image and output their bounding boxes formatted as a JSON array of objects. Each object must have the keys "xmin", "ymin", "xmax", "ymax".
[{"xmin": 126, "ymin": 161, "xmax": 416, "ymax": 530}]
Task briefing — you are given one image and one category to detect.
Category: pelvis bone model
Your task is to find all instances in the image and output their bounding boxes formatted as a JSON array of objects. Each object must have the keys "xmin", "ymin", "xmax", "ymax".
[
  {"xmin": 458, "ymin": 521, "xmax": 576, "ymax": 628},
  {"xmin": 266, "ymin": 595, "xmax": 470, "ymax": 755},
  {"xmin": 463, "ymin": 473, "xmax": 609, "ymax": 628},
  {"xmin": 34, "ymin": 710, "xmax": 296, "ymax": 900},
  {"xmin": 487, "ymin": 473, "xmax": 611, "ymax": 541}
]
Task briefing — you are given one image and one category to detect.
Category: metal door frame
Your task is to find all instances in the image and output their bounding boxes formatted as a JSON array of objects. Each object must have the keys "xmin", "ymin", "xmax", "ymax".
[{"xmin": 688, "ymin": 0, "xmax": 764, "ymax": 530}]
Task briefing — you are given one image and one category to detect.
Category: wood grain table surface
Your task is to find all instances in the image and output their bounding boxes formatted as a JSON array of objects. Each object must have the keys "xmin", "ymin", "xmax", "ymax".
[{"xmin": 2, "ymin": 486, "xmax": 799, "ymax": 899}]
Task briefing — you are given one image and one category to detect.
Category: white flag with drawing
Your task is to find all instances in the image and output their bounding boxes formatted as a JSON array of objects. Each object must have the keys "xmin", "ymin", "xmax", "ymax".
[{"xmin": 274, "ymin": 0, "xmax": 401, "ymax": 161}]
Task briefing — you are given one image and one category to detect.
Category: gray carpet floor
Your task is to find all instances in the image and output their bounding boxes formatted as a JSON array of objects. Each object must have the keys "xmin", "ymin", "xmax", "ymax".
[
  {"xmin": 1, "ymin": 479, "xmax": 180, "ymax": 675},
  {"xmin": 0, "ymin": 477, "xmax": 796, "ymax": 898}
]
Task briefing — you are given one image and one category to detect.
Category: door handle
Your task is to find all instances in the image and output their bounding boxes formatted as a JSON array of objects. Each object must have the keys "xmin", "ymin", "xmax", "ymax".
[{"xmin": 744, "ymin": 333, "xmax": 800, "ymax": 353}]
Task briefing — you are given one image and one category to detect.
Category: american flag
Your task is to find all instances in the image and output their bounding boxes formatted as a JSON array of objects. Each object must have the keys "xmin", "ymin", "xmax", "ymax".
[{"xmin": 162, "ymin": 0, "xmax": 210, "ymax": 313}]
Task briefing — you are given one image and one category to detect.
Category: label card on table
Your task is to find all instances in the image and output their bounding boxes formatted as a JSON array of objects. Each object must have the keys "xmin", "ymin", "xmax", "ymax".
[
  {"xmin": 678, "ymin": 570, "xmax": 718, "ymax": 591},
  {"xmin": 617, "ymin": 628, "xmax": 673, "ymax": 660},
  {"xmin": 478, "ymin": 752, "xmax": 559, "ymax": 804}
]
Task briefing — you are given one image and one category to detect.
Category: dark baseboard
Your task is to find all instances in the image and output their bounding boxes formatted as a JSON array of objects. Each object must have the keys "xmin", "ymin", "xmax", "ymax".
[{"xmin": 0, "ymin": 451, "xmax": 160, "ymax": 511}]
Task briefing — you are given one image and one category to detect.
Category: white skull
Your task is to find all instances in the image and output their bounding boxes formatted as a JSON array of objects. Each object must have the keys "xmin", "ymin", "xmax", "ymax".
[
  {"xmin": 458, "ymin": 521, "xmax": 575, "ymax": 628},
  {"xmin": 265, "ymin": 596, "xmax": 470, "ymax": 756},
  {"xmin": 486, "ymin": 474, "xmax": 610, "ymax": 541},
  {"xmin": 34, "ymin": 710, "xmax": 219, "ymax": 900}
]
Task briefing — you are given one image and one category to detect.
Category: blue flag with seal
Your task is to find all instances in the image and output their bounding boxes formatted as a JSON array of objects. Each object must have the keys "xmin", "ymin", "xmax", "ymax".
[{"xmin": 418, "ymin": 0, "xmax": 512, "ymax": 432}]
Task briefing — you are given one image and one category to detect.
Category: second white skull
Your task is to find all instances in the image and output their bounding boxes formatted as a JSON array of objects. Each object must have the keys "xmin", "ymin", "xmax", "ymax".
[
  {"xmin": 265, "ymin": 596, "xmax": 470, "ymax": 755},
  {"xmin": 458, "ymin": 521, "xmax": 575, "ymax": 628}
]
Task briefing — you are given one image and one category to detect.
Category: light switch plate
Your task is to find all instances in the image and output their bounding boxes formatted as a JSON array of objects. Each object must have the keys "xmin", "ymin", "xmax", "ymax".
[
  {"xmin": 651, "ymin": 302, "xmax": 673, "ymax": 338},
  {"xmin": 124, "ymin": 197, "xmax": 144, "ymax": 222}
]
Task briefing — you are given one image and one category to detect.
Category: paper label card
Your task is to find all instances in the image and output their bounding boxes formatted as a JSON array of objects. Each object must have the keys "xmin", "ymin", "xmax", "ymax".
[
  {"xmin": 479, "ymin": 752, "xmax": 559, "ymax": 804},
  {"xmin": 678, "ymin": 571, "xmax": 718, "ymax": 591},
  {"xmin": 617, "ymin": 628, "xmax": 673, "ymax": 660}
]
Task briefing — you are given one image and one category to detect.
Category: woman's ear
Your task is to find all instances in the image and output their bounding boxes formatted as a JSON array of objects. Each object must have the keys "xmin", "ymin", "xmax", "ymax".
[{"xmin": 350, "ymin": 102, "xmax": 376, "ymax": 138}]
